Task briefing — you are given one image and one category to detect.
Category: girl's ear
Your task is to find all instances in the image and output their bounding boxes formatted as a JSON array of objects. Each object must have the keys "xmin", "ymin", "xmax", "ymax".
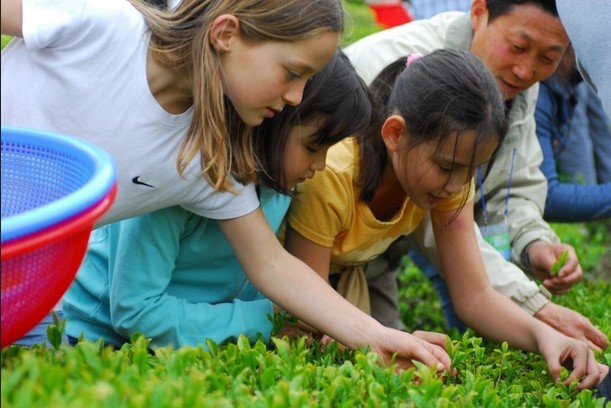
[
  {"xmin": 209, "ymin": 14, "xmax": 241, "ymax": 53},
  {"xmin": 381, "ymin": 115, "xmax": 407, "ymax": 152},
  {"xmin": 470, "ymin": 0, "xmax": 488, "ymax": 30}
]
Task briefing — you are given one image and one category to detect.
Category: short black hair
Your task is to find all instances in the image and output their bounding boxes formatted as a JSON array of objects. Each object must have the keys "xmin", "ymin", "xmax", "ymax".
[{"xmin": 486, "ymin": 0, "xmax": 558, "ymax": 23}]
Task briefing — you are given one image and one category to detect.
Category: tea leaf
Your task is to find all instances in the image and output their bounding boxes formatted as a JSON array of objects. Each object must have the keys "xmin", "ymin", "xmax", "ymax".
[{"xmin": 550, "ymin": 250, "xmax": 569, "ymax": 276}]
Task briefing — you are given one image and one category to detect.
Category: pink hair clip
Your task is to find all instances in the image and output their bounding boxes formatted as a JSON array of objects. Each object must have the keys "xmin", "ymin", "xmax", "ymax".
[{"xmin": 406, "ymin": 53, "xmax": 424, "ymax": 67}]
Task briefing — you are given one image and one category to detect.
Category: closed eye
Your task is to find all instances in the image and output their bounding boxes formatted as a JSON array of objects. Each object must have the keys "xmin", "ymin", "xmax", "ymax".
[
  {"xmin": 286, "ymin": 69, "xmax": 303, "ymax": 81},
  {"xmin": 540, "ymin": 55, "xmax": 556, "ymax": 65},
  {"xmin": 306, "ymin": 145, "xmax": 319, "ymax": 154},
  {"xmin": 438, "ymin": 164, "xmax": 453, "ymax": 174}
]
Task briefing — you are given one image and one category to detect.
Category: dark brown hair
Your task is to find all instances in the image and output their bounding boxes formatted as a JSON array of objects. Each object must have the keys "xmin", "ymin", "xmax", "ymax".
[
  {"xmin": 358, "ymin": 49, "xmax": 508, "ymax": 203},
  {"xmin": 254, "ymin": 50, "xmax": 371, "ymax": 195}
]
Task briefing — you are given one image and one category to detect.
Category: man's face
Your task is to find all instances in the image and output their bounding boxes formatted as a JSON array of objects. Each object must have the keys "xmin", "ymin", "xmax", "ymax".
[{"xmin": 469, "ymin": 0, "xmax": 569, "ymax": 100}]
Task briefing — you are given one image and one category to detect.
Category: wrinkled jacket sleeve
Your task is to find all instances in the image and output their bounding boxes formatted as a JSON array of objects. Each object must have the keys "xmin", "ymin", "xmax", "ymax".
[{"xmin": 474, "ymin": 84, "xmax": 560, "ymax": 270}]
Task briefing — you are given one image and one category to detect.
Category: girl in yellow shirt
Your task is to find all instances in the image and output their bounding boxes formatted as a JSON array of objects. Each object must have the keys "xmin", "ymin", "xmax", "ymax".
[{"xmin": 284, "ymin": 49, "xmax": 601, "ymax": 390}]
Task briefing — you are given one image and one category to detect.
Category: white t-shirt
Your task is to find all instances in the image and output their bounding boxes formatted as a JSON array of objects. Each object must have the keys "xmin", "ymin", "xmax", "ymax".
[{"xmin": 1, "ymin": 0, "xmax": 258, "ymax": 226}]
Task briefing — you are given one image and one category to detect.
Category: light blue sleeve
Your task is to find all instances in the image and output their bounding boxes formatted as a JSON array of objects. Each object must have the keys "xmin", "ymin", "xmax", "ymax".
[
  {"xmin": 558, "ymin": 0, "xmax": 611, "ymax": 115},
  {"xmin": 105, "ymin": 206, "xmax": 273, "ymax": 349}
]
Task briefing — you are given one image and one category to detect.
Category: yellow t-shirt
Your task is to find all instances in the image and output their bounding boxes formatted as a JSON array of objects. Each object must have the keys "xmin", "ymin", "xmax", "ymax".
[{"xmin": 287, "ymin": 137, "xmax": 474, "ymax": 270}]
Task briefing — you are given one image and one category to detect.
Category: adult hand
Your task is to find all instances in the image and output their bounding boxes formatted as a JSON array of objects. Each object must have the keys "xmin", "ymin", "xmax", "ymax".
[
  {"xmin": 528, "ymin": 242, "xmax": 582, "ymax": 293},
  {"xmin": 535, "ymin": 302, "xmax": 609, "ymax": 351},
  {"xmin": 537, "ymin": 329, "xmax": 601, "ymax": 390}
]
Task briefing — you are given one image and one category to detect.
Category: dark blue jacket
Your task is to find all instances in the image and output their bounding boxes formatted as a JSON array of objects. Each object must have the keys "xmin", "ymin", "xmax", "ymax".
[{"xmin": 535, "ymin": 77, "xmax": 611, "ymax": 222}]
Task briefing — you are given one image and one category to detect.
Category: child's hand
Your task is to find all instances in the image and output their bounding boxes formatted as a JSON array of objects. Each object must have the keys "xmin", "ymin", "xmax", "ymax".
[
  {"xmin": 273, "ymin": 305, "xmax": 320, "ymax": 340},
  {"xmin": 537, "ymin": 329, "xmax": 601, "ymax": 390},
  {"xmin": 411, "ymin": 330, "xmax": 457, "ymax": 378},
  {"xmin": 411, "ymin": 330, "xmax": 449, "ymax": 349},
  {"xmin": 370, "ymin": 326, "xmax": 452, "ymax": 375},
  {"xmin": 275, "ymin": 319, "xmax": 319, "ymax": 340}
]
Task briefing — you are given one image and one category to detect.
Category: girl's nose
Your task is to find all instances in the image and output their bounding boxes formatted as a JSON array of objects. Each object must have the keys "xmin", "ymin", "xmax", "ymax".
[
  {"xmin": 445, "ymin": 173, "xmax": 465, "ymax": 195},
  {"xmin": 311, "ymin": 150, "xmax": 327, "ymax": 172},
  {"xmin": 283, "ymin": 80, "xmax": 307, "ymax": 106}
]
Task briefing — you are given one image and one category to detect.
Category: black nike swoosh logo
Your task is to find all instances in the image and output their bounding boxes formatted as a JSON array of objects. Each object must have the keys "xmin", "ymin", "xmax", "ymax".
[{"xmin": 132, "ymin": 176, "xmax": 156, "ymax": 189}]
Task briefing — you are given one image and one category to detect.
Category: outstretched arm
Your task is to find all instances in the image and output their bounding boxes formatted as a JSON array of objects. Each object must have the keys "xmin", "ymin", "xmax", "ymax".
[
  {"xmin": 413, "ymin": 208, "xmax": 608, "ymax": 350},
  {"xmin": 433, "ymin": 202, "xmax": 600, "ymax": 389},
  {"xmin": 1, "ymin": 0, "xmax": 23, "ymax": 37},
  {"xmin": 283, "ymin": 223, "xmax": 333, "ymax": 282},
  {"xmin": 219, "ymin": 208, "xmax": 452, "ymax": 372}
]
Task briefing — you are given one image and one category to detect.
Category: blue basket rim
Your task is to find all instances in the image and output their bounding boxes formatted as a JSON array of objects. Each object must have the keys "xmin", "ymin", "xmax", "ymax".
[{"xmin": 1, "ymin": 126, "xmax": 116, "ymax": 243}]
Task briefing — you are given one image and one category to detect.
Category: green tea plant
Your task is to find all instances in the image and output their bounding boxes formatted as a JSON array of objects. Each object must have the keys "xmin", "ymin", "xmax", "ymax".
[
  {"xmin": 2, "ymin": 221, "xmax": 609, "ymax": 407},
  {"xmin": 3, "ymin": 324, "xmax": 609, "ymax": 407}
]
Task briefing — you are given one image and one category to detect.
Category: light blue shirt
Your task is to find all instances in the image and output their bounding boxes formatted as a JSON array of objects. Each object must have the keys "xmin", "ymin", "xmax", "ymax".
[
  {"xmin": 63, "ymin": 187, "xmax": 291, "ymax": 348},
  {"xmin": 409, "ymin": 0, "xmax": 471, "ymax": 20},
  {"xmin": 558, "ymin": 0, "xmax": 611, "ymax": 115}
]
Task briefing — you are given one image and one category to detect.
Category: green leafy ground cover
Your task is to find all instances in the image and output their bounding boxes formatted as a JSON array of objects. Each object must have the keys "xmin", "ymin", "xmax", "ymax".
[
  {"xmin": 2, "ymin": 225, "xmax": 609, "ymax": 407},
  {"xmin": 2, "ymin": 3, "xmax": 610, "ymax": 406}
]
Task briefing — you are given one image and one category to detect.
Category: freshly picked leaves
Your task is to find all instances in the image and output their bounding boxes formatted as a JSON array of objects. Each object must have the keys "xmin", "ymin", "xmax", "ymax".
[{"xmin": 550, "ymin": 250, "xmax": 569, "ymax": 276}]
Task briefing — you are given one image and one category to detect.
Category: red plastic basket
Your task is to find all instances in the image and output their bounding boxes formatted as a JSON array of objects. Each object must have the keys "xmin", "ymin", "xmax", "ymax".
[
  {"xmin": 1, "ymin": 126, "xmax": 117, "ymax": 347},
  {"xmin": 1, "ymin": 188, "xmax": 116, "ymax": 347}
]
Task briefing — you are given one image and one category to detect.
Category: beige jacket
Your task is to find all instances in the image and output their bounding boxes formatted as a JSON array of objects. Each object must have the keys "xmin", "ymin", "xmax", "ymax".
[{"xmin": 345, "ymin": 12, "xmax": 559, "ymax": 314}]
